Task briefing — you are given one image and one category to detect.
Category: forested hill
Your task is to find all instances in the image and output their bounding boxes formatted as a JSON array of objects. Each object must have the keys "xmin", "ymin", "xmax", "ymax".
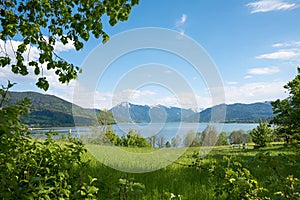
[
  {"xmin": 185, "ymin": 102, "xmax": 274, "ymax": 123},
  {"xmin": 6, "ymin": 91, "xmax": 98, "ymax": 127}
]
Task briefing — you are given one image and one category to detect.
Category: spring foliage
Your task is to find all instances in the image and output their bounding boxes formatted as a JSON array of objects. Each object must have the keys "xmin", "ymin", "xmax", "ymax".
[
  {"xmin": 271, "ymin": 68, "xmax": 300, "ymax": 143},
  {"xmin": 0, "ymin": 0, "xmax": 139, "ymax": 90}
]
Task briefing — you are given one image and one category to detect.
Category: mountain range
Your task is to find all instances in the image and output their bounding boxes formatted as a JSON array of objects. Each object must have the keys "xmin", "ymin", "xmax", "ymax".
[
  {"xmin": 111, "ymin": 102, "xmax": 273, "ymax": 123},
  {"xmin": 4, "ymin": 91, "xmax": 274, "ymax": 127}
]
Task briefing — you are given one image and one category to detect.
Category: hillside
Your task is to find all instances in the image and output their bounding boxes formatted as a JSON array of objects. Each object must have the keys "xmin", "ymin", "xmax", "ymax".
[
  {"xmin": 185, "ymin": 102, "xmax": 274, "ymax": 123},
  {"xmin": 6, "ymin": 91, "xmax": 98, "ymax": 127}
]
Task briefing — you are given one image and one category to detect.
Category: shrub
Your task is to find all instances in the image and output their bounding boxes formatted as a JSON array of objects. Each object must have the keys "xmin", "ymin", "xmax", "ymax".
[{"xmin": 0, "ymin": 83, "xmax": 98, "ymax": 199}]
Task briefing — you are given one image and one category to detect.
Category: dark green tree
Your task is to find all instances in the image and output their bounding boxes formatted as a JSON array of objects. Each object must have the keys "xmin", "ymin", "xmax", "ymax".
[
  {"xmin": 216, "ymin": 131, "xmax": 229, "ymax": 146},
  {"xmin": 271, "ymin": 68, "xmax": 300, "ymax": 143},
  {"xmin": 250, "ymin": 121, "xmax": 273, "ymax": 147},
  {"xmin": 165, "ymin": 141, "xmax": 171, "ymax": 148},
  {"xmin": 0, "ymin": 0, "xmax": 139, "ymax": 90}
]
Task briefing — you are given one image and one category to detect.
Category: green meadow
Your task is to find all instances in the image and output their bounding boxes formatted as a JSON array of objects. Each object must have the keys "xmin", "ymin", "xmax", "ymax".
[{"xmin": 81, "ymin": 144, "xmax": 300, "ymax": 199}]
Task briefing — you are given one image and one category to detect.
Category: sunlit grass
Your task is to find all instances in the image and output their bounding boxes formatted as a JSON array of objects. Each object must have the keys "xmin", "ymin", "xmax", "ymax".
[{"xmin": 81, "ymin": 144, "xmax": 299, "ymax": 199}]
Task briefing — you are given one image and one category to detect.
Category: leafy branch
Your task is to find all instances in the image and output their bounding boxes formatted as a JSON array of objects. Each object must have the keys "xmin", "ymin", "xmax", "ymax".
[{"xmin": 0, "ymin": 0, "xmax": 139, "ymax": 90}]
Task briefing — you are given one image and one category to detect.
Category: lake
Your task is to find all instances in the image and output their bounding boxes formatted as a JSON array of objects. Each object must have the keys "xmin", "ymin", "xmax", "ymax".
[{"xmin": 31, "ymin": 122, "xmax": 258, "ymax": 142}]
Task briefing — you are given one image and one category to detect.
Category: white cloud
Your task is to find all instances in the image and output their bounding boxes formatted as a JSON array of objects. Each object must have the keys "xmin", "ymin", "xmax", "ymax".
[
  {"xmin": 175, "ymin": 14, "xmax": 187, "ymax": 36},
  {"xmin": 247, "ymin": 0, "xmax": 297, "ymax": 13},
  {"xmin": 88, "ymin": 88, "xmax": 210, "ymax": 110},
  {"xmin": 244, "ymin": 75, "xmax": 253, "ymax": 79},
  {"xmin": 272, "ymin": 41, "xmax": 300, "ymax": 48},
  {"xmin": 42, "ymin": 36, "xmax": 75, "ymax": 53},
  {"xmin": 256, "ymin": 49, "xmax": 300, "ymax": 59},
  {"xmin": 116, "ymin": 89, "xmax": 156, "ymax": 100},
  {"xmin": 176, "ymin": 14, "xmax": 187, "ymax": 27},
  {"xmin": 54, "ymin": 39, "xmax": 75, "ymax": 53},
  {"xmin": 224, "ymin": 81, "xmax": 287, "ymax": 104},
  {"xmin": 0, "ymin": 39, "xmax": 40, "ymax": 87},
  {"xmin": 247, "ymin": 67, "xmax": 280, "ymax": 75},
  {"xmin": 92, "ymin": 89, "xmax": 162, "ymax": 109}
]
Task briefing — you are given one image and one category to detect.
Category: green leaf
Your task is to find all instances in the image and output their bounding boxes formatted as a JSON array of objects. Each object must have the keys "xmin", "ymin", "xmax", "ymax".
[
  {"xmin": 6, "ymin": 163, "xmax": 13, "ymax": 171},
  {"xmin": 36, "ymin": 77, "xmax": 49, "ymax": 91}
]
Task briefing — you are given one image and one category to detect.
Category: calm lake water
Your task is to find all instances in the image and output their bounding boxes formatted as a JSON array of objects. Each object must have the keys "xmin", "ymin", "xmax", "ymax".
[{"xmin": 31, "ymin": 122, "xmax": 258, "ymax": 141}]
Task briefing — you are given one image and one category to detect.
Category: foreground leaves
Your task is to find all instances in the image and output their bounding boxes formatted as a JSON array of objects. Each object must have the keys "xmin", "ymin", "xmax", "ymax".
[
  {"xmin": 0, "ymin": 0, "xmax": 139, "ymax": 90},
  {"xmin": 0, "ymin": 83, "xmax": 98, "ymax": 199}
]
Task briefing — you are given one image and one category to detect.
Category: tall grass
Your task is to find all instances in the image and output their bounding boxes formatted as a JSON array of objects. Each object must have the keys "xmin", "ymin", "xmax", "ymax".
[{"xmin": 81, "ymin": 145, "xmax": 300, "ymax": 199}]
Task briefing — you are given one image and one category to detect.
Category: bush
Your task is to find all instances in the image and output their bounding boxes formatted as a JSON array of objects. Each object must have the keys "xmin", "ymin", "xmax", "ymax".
[
  {"xmin": 120, "ymin": 129, "xmax": 151, "ymax": 147},
  {"xmin": 0, "ymin": 83, "xmax": 98, "ymax": 199},
  {"xmin": 250, "ymin": 121, "xmax": 273, "ymax": 147}
]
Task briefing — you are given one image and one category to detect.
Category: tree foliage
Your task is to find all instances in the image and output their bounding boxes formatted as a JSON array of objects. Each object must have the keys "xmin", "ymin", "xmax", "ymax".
[
  {"xmin": 250, "ymin": 121, "xmax": 273, "ymax": 147},
  {"xmin": 216, "ymin": 131, "xmax": 229, "ymax": 146},
  {"xmin": 88, "ymin": 126, "xmax": 121, "ymax": 146},
  {"xmin": 228, "ymin": 130, "xmax": 251, "ymax": 144},
  {"xmin": 120, "ymin": 129, "xmax": 151, "ymax": 148},
  {"xmin": 0, "ymin": 81, "xmax": 30, "ymax": 136},
  {"xmin": 271, "ymin": 68, "xmax": 300, "ymax": 143},
  {"xmin": 88, "ymin": 127, "xmax": 151, "ymax": 147},
  {"xmin": 0, "ymin": 0, "xmax": 139, "ymax": 90},
  {"xmin": 95, "ymin": 110, "xmax": 115, "ymax": 129}
]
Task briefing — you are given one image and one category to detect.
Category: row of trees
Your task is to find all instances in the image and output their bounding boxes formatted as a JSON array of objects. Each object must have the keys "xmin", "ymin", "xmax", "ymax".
[
  {"xmin": 170, "ymin": 126, "xmax": 251, "ymax": 148},
  {"xmin": 91, "ymin": 110, "xmax": 275, "ymax": 148},
  {"xmin": 181, "ymin": 121, "xmax": 280, "ymax": 148}
]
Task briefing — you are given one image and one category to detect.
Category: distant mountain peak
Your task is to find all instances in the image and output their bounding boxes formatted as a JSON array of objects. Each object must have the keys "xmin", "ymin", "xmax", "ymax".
[{"xmin": 119, "ymin": 102, "xmax": 130, "ymax": 107}]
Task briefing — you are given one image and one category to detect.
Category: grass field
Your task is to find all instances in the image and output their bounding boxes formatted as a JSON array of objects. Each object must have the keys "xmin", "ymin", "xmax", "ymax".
[{"xmin": 81, "ymin": 144, "xmax": 300, "ymax": 199}]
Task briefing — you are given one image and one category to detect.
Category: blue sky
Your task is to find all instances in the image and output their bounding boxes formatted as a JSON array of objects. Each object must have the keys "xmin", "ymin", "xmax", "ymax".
[{"xmin": 1, "ymin": 0, "xmax": 300, "ymax": 109}]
